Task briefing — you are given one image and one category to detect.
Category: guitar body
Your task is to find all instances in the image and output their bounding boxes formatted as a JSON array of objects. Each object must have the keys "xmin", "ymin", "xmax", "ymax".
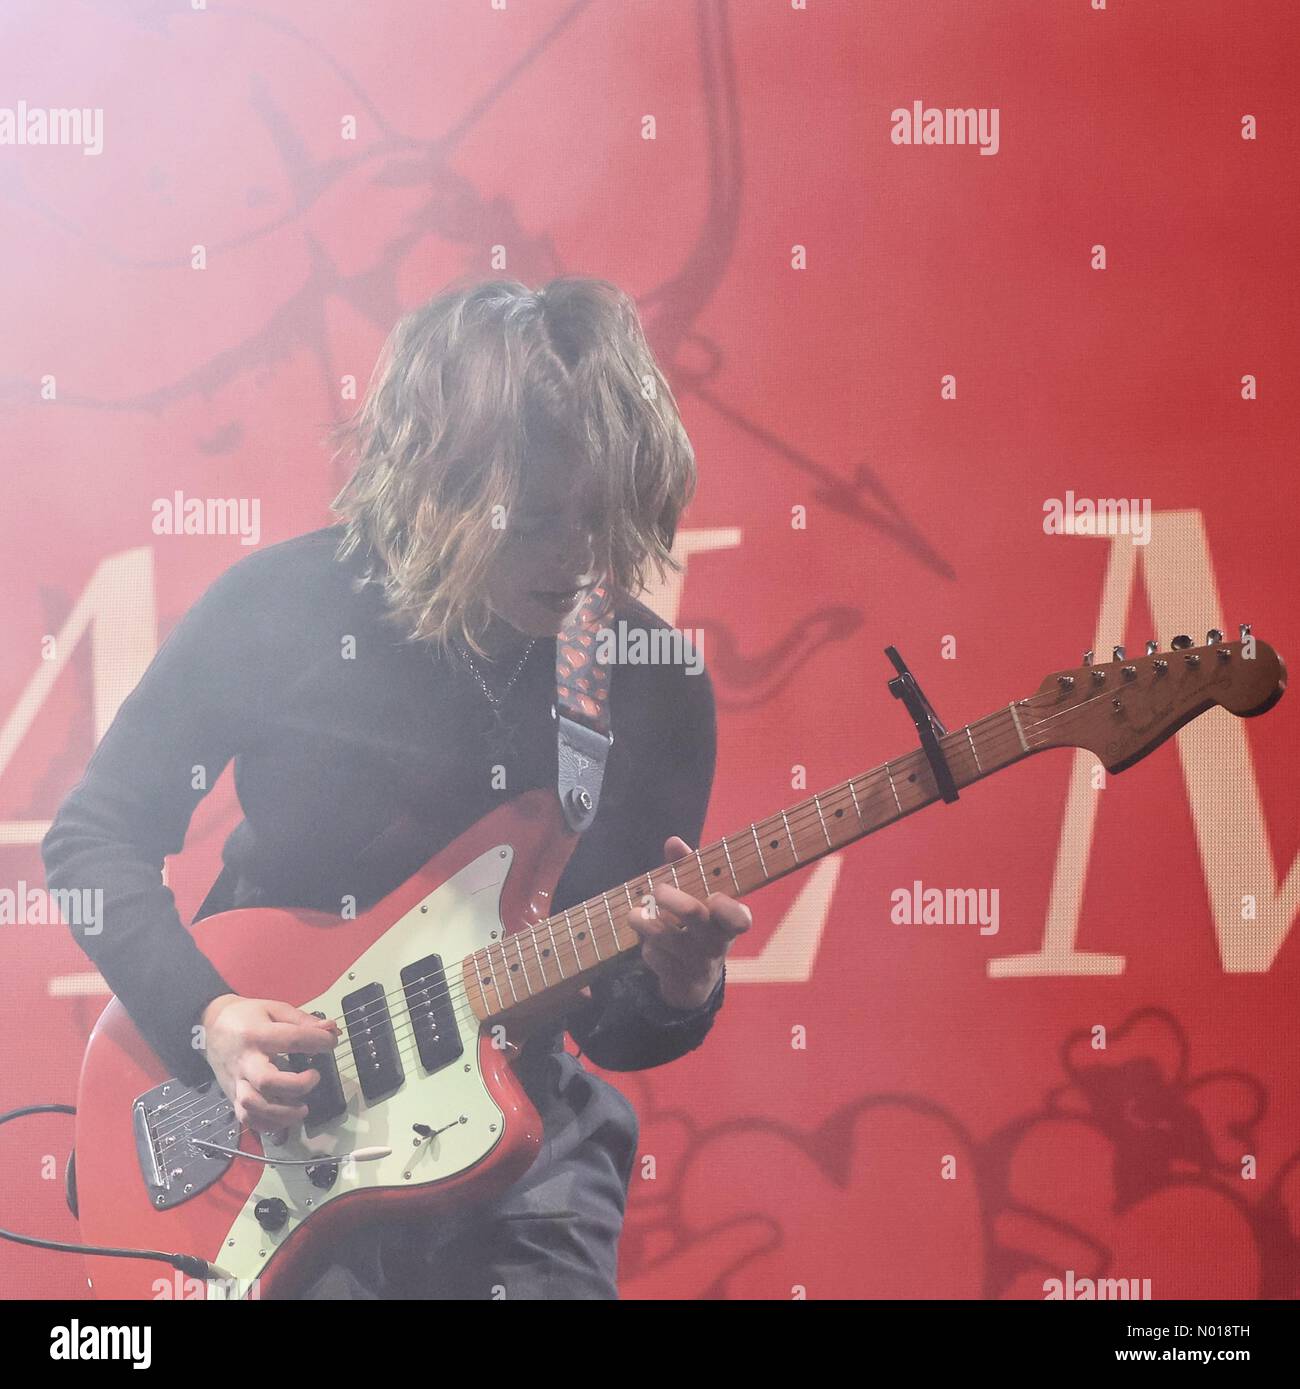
[{"xmin": 74, "ymin": 788, "xmax": 581, "ymax": 1300}]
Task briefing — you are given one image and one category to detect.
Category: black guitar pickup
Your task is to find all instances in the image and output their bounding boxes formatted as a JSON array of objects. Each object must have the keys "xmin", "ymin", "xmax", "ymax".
[
  {"xmin": 342, "ymin": 983, "xmax": 404, "ymax": 1101},
  {"xmin": 401, "ymin": 954, "xmax": 464, "ymax": 1073}
]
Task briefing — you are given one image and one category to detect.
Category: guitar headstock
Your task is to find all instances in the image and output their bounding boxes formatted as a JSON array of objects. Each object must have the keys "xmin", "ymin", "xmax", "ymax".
[{"xmin": 1024, "ymin": 627, "xmax": 1286, "ymax": 773}]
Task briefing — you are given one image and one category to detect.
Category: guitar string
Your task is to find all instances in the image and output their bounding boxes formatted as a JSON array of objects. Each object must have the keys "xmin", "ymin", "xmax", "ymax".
[
  {"xmin": 145, "ymin": 676, "xmax": 1183, "ymax": 1150},
  {"xmin": 227, "ymin": 686, "xmax": 1072, "ymax": 1044},
  {"xmin": 323, "ymin": 661, "xmax": 1205, "ymax": 1050},
  {"xmin": 148, "ymin": 694, "xmax": 1073, "ymax": 1142},
  {"xmin": 148, "ymin": 677, "xmax": 1160, "ymax": 1149},
  {"xmin": 341, "ymin": 677, "xmax": 1132, "ymax": 1041},
  {"xmin": 146, "ymin": 682, "xmax": 1146, "ymax": 1147}
]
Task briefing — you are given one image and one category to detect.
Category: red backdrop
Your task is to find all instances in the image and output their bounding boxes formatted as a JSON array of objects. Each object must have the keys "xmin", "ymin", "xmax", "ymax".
[{"xmin": 2, "ymin": 0, "xmax": 1297, "ymax": 1300}]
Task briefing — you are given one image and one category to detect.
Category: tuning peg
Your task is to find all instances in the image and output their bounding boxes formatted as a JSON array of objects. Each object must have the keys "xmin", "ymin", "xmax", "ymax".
[
  {"xmin": 1206, "ymin": 629, "xmax": 1223, "ymax": 645},
  {"xmin": 1112, "ymin": 645, "xmax": 1126, "ymax": 662},
  {"xmin": 1145, "ymin": 639, "xmax": 1159, "ymax": 654},
  {"xmin": 1240, "ymin": 623, "xmax": 1252, "ymax": 641},
  {"xmin": 1082, "ymin": 649, "xmax": 1093, "ymax": 666},
  {"xmin": 1170, "ymin": 635, "xmax": 1193, "ymax": 650}
]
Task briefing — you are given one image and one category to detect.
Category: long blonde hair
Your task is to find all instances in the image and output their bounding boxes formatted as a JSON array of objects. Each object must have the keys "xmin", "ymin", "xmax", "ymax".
[{"xmin": 329, "ymin": 276, "xmax": 696, "ymax": 657}]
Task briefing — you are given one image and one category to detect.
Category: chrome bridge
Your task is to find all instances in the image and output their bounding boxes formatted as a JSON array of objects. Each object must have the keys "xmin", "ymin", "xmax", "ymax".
[{"xmin": 132, "ymin": 1078, "xmax": 236, "ymax": 1210}]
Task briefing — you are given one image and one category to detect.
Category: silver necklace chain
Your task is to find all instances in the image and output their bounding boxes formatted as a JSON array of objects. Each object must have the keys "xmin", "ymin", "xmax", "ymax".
[{"xmin": 455, "ymin": 637, "xmax": 538, "ymax": 709}]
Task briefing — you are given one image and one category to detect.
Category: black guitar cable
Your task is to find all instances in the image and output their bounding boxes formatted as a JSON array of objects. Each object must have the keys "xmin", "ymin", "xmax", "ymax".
[{"xmin": 0, "ymin": 1103, "xmax": 216, "ymax": 1278}]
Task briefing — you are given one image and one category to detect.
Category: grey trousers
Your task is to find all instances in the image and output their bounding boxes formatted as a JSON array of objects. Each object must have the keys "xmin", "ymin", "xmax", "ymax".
[{"xmin": 296, "ymin": 1047, "xmax": 639, "ymax": 1300}]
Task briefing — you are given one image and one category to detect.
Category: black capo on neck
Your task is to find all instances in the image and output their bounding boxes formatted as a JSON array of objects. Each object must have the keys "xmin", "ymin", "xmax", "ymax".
[{"xmin": 885, "ymin": 646, "xmax": 959, "ymax": 804}]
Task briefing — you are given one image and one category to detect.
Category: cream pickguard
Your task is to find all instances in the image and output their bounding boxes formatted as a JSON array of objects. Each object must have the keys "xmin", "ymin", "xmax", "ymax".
[{"xmin": 211, "ymin": 844, "xmax": 517, "ymax": 1286}]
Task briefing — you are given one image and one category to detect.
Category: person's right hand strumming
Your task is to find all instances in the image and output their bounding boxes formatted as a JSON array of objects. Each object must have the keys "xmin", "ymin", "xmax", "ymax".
[{"xmin": 199, "ymin": 994, "xmax": 340, "ymax": 1135}]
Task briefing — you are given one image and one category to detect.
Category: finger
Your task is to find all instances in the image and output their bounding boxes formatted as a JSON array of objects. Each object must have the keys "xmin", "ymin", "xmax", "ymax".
[
  {"xmin": 265, "ymin": 1000, "xmax": 340, "ymax": 1038},
  {"xmin": 253, "ymin": 1019, "xmax": 340, "ymax": 1054},
  {"xmin": 247, "ymin": 1058, "xmax": 321, "ymax": 1101},
  {"xmin": 650, "ymin": 885, "xmax": 747, "ymax": 953},
  {"xmin": 622, "ymin": 883, "xmax": 684, "ymax": 938},
  {"xmin": 625, "ymin": 898, "xmax": 711, "ymax": 956},
  {"xmin": 646, "ymin": 883, "xmax": 711, "ymax": 929},
  {"xmin": 637, "ymin": 897, "xmax": 722, "ymax": 959},
  {"xmin": 663, "ymin": 835, "xmax": 695, "ymax": 862},
  {"xmin": 624, "ymin": 907, "xmax": 674, "ymax": 944},
  {"xmin": 235, "ymin": 1080, "xmax": 309, "ymax": 1132},
  {"xmin": 265, "ymin": 999, "xmax": 337, "ymax": 1029},
  {"xmin": 703, "ymin": 893, "xmax": 754, "ymax": 940}
]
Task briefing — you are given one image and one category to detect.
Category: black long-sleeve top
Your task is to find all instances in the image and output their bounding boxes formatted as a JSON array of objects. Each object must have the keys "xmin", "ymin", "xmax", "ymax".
[{"xmin": 41, "ymin": 525, "xmax": 724, "ymax": 1087}]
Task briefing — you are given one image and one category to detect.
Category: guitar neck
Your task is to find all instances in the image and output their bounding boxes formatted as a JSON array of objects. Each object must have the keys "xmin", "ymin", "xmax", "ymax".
[{"xmin": 466, "ymin": 701, "xmax": 1037, "ymax": 1023}]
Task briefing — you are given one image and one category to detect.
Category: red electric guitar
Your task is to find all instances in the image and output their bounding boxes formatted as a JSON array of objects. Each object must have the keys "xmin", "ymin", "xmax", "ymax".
[{"xmin": 73, "ymin": 630, "xmax": 1285, "ymax": 1298}]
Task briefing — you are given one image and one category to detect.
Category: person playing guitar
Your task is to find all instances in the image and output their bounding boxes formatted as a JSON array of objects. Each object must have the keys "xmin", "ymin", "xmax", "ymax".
[{"xmin": 42, "ymin": 275, "xmax": 752, "ymax": 1300}]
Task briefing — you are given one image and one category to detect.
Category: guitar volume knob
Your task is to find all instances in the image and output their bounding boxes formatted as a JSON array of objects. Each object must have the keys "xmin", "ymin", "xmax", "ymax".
[{"xmin": 306, "ymin": 1161, "xmax": 339, "ymax": 1191}]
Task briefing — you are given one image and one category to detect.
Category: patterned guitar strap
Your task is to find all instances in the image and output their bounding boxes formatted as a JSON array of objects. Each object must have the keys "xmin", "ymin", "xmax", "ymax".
[
  {"xmin": 192, "ymin": 583, "xmax": 618, "ymax": 925},
  {"xmin": 554, "ymin": 580, "xmax": 614, "ymax": 834}
]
